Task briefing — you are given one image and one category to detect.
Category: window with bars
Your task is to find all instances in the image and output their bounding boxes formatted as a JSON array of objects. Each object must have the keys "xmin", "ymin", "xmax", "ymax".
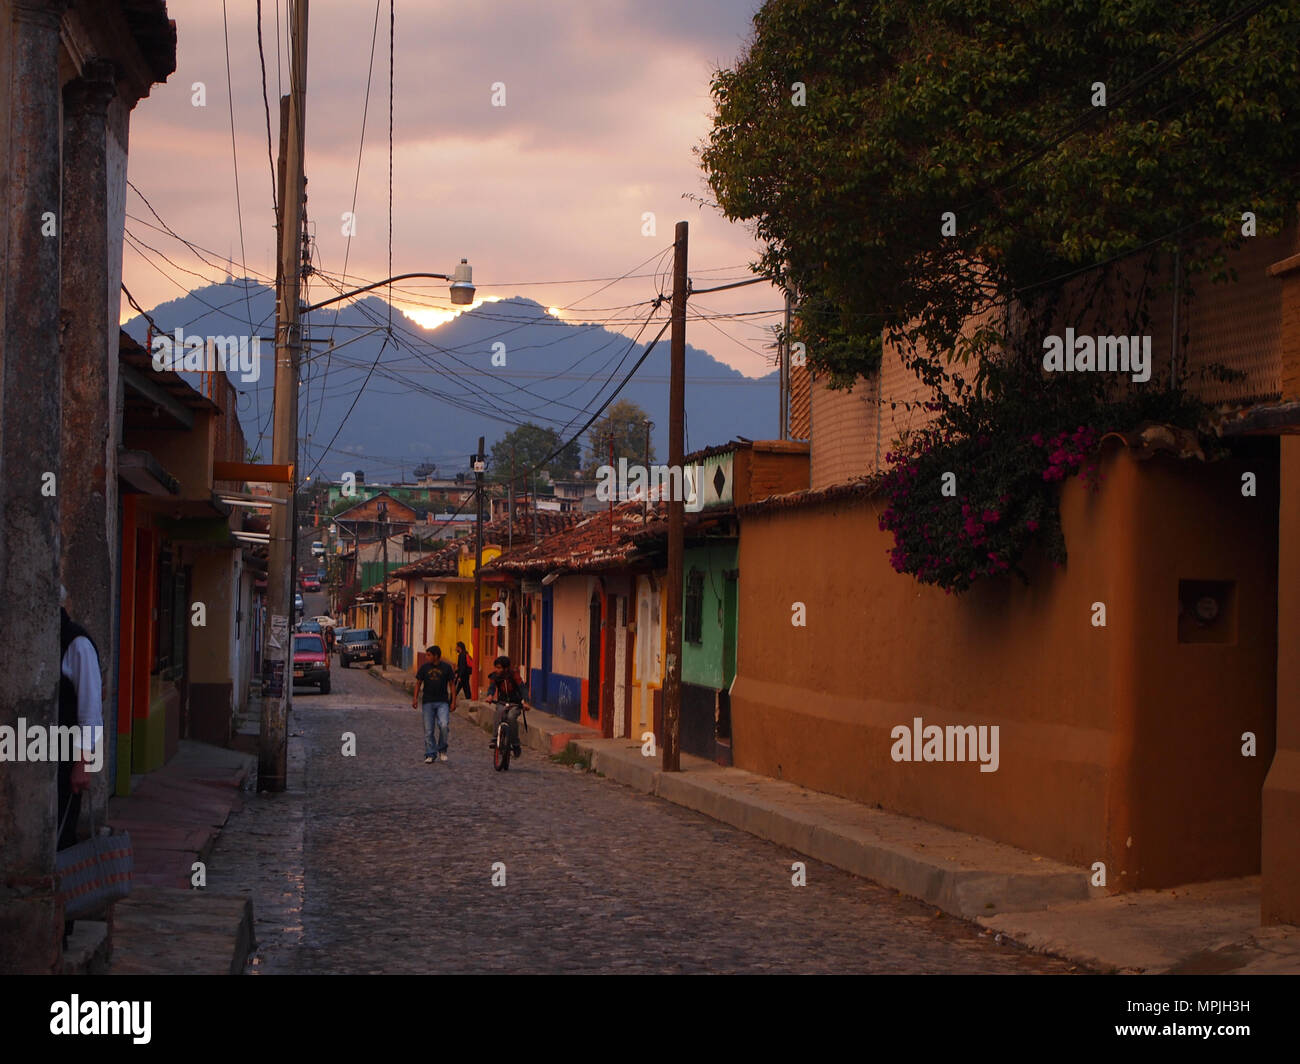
[{"xmin": 684, "ymin": 569, "xmax": 704, "ymax": 644}]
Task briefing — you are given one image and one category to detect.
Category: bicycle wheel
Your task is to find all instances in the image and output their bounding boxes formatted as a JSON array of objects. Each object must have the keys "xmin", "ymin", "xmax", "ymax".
[{"xmin": 494, "ymin": 722, "xmax": 509, "ymax": 771}]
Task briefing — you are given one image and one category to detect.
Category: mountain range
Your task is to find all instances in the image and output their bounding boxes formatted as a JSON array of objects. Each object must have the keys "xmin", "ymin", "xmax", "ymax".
[{"xmin": 123, "ymin": 280, "xmax": 779, "ymax": 483}]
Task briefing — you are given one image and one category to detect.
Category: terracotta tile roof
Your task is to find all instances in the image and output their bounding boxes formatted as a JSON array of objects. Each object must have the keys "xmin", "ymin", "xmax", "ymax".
[
  {"xmin": 485, "ymin": 499, "xmax": 667, "ymax": 574},
  {"xmin": 392, "ymin": 510, "xmax": 583, "ymax": 578},
  {"xmin": 684, "ymin": 438, "xmax": 752, "ymax": 463}
]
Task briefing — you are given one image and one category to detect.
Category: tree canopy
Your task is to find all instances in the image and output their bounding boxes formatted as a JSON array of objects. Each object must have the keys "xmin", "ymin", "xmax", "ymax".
[
  {"xmin": 701, "ymin": 0, "xmax": 1300, "ymax": 384},
  {"xmin": 489, "ymin": 422, "xmax": 581, "ymax": 483},
  {"xmin": 584, "ymin": 399, "xmax": 656, "ymax": 476}
]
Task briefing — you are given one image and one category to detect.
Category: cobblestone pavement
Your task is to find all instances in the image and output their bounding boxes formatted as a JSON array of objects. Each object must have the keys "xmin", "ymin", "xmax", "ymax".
[{"xmin": 207, "ymin": 662, "xmax": 1084, "ymax": 974}]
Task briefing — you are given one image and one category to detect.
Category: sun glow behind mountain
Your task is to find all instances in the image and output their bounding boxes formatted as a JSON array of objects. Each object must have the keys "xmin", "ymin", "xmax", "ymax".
[{"xmin": 401, "ymin": 294, "xmax": 504, "ymax": 331}]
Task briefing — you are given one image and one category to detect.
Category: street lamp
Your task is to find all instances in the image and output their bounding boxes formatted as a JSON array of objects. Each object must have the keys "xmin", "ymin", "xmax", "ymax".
[
  {"xmin": 302, "ymin": 263, "xmax": 475, "ymax": 314},
  {"xmin": 450, "ymin": 259, "xmax": 475, "ymax": 305}
]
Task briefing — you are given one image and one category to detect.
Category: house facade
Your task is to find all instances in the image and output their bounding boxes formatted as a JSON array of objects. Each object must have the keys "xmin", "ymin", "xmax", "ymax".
[{"xmin": 485, "ymin": 502, "xmax": 667, "ymax": 731}]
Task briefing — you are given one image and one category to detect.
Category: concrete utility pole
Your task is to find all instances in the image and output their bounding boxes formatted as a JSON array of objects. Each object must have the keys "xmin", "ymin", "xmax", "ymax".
[
  {"xmin": 260, "ymin": 0, "xmax": 308, "ymax": 792},
  {"xmin": 662, "ymin": 220, "xmax": 688, "ymax": 772},
  {"xmin": 472, "ymin": 436, "xmax": 485, "ymax": 694}
]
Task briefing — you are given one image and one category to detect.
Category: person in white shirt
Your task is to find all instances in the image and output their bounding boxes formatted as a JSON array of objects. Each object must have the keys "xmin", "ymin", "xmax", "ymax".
[{"xmin": 58, "ymin": 606, "xmax": 103, "ymax": 850}]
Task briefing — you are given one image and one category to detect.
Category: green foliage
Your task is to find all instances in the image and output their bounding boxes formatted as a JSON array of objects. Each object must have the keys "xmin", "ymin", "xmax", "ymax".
[
  {"xmin": 701, "ymin": 0, "xmax": 1300, "ymax": 381},
  {"xmin": 878, "ymin": 339, "xmax": 1215, "ymax": 592},
  {"xmin": 583, "ymin": 399, "xmax": 655, "ymax": 476},
  {"xmin": 490, "ymin": 422, "xmax": 581, "ymax": 483}
]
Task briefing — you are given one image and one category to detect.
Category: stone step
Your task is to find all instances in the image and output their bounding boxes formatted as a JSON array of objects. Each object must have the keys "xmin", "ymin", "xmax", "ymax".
[{"xmin": 109, "ymin": 887, "xmax": 253, "ymax": 975}]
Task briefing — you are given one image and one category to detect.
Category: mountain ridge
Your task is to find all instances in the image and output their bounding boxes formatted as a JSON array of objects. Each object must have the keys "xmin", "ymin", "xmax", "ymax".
[{"xmin": 123, "ymin": 280, "xmax": 780, "ymax": 481}]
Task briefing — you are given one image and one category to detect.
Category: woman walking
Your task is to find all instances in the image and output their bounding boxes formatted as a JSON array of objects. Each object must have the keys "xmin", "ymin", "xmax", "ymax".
[{"xmin": 455, "ymin": 640, "xmax": 473, "ymax": 700}]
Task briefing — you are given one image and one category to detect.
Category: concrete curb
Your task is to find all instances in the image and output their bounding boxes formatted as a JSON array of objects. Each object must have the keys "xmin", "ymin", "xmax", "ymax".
[{"xmin": 569, "ymin": 735, "xmax": 1091, "ymax": 920}]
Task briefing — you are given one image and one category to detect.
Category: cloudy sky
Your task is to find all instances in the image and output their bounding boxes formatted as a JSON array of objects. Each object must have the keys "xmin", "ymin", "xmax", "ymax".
[{"xmin": 122, "ymin": 0, "xmax": 781, "ymax": 376}]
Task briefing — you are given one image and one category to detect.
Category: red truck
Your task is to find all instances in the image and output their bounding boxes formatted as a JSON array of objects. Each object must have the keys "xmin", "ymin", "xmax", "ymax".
[{"xmin": 292, "ymin": 632, "xmax": 331, "ymax": 694}]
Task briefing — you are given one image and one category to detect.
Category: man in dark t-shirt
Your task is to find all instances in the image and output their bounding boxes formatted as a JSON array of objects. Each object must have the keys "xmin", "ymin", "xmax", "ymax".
[{"xmin": 412, "ymin": 644, "xmax": 456, "ymax": 763}]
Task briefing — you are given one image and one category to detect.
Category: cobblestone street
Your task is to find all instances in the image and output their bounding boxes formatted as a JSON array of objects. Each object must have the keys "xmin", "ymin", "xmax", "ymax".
[{"xmin": 207, "ymin": 663, "xmax": 1081, "ymax": 974}]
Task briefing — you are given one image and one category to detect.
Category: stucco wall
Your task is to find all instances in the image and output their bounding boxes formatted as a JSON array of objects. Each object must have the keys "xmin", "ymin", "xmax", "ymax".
[
  {"xmin": 1263, "ymin": 434, "xmax": 1300, "ymax": 923},
  {"xmin": 733, "ymin": 443, "xmax": 1277, "ymax": 889}
]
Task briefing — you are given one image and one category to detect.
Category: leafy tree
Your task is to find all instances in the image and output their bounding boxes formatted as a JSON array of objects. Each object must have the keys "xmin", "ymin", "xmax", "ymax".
[
  {"xmin": 413, "ymin": 462, "xmax": 436, "ymax": 479},
  {"xmin": 489, "ymin": 422, "xmax": 581, "ymax": 483},
  {"xmin": 583, "ymin": 399, "xmax": 655, "ymax": 476},
  {"xmin": 701, "ymin": 0, "xmax": 1300, "ymax": 383}
]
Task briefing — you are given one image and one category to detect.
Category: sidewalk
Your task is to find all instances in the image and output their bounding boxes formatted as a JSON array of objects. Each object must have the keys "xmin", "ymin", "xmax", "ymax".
[
  {"xmin": 367, "ymin": 664, "xmax": 1300, "ymax": 974},
  {"xmin": 104, "ymin": 739, "xmax": 257, "ymax": 974}
]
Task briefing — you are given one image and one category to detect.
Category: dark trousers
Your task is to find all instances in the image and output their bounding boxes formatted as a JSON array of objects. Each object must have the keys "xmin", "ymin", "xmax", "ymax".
[
  {"xmin": 56, "ymin": 760, "xmax": 80, "ymax": 851},
  {"xmin": 493, "ymin": 703, "xmax": 523, "ymax": 748},
  {"xmin": 56, "ymin": 760, "xmax": 80, "ymax": 943},
  {"xmin": 455, "ymin": 673, "xmax": 472, "ymax": 699}
]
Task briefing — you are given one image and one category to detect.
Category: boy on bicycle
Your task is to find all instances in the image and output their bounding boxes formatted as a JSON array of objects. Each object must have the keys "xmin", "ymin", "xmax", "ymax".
[{"xmin": 486, "ymin": 654, "xmax": 527, "ymax": 757}]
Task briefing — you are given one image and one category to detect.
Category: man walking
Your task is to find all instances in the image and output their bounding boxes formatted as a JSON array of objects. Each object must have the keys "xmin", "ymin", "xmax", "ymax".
[{"xmin": 412, "ymin": 644, "xmax": 455, "ymax": 763}]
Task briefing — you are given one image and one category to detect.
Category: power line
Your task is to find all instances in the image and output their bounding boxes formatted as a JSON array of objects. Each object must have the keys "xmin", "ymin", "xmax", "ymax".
[
  {"xmin": 255, "ymin": 0, "xmax": 278, "ymax": 220},
  {"xmin": 220, "ymin": 0, "xmax": 257, "ymax": 345}
]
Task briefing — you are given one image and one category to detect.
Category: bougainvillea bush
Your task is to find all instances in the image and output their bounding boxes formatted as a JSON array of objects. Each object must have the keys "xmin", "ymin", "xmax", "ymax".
[{"xmin": 875, "ymin": 360, "xmax": 1209, "ymax": 594}]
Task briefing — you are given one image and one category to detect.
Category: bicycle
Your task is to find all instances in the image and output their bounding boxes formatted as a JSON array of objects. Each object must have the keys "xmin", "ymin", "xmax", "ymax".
[{"xmin": 489, "ymin": 701, "xmax": 527, "ymax": 772}]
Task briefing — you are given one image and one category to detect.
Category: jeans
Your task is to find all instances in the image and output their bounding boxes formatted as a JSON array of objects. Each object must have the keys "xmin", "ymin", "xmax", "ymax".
[
  {"xmin": 422, "ymin": 701, "xmax": 450, "ymax": 756},
  {"xmin": 493, "ymin": 703, "xmax": 523, "ymax": 750}
]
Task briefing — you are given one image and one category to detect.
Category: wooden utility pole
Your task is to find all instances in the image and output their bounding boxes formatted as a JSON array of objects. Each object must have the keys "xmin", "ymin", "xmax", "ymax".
[
  {"xmin": 662, "ymin": 220, "xmax": 688, "ymax": 772},
  {"xmin": 379, "ymin": 500, "xmax": 389, "ymax": 665},
  {"xmin": 260, "ymin": 0, "xmax": 308, "ymax": 792}
]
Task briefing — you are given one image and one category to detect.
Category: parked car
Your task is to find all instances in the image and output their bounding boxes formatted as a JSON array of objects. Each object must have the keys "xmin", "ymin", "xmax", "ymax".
[
  {"xmin": 294, "ymin": 592, "xmax": 304, "ymax": 615},
  {"xmin": 296, "ymin": 619, "xmax": 322, "ymax": 636},
  {"xmin": 301, "ymin": 576, "xmax": 320, "ymax": 592},
  {"xmin": 338, "ymin": 627, "xmax": 383, "ymax": 668},
  {"xmin": 292, "ymin": 633, "xmax": 331, "ymax": 693}
]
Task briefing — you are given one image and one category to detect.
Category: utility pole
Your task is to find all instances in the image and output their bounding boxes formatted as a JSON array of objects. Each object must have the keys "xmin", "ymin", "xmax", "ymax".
[
  {"xmin": 379, "ymin": 499, "xmax": 389, "ymax": 666},
  {"xmin": 260, "ymin": 0, "xmax": 308, "ymax": 793},
  {"xmin": 509, "ymin": 446, "xmax": 515, "ymax": 551},
  {"xmin": 662, "ymin": 220, "xmax": 687, "ymax": 773},
  {"xmin": 472, "ymin": 437, "xmax": 485, "ymax": 695},
  {"xmin": 607, "ymin": 430, "xmax": 615, "ymax": 533}
]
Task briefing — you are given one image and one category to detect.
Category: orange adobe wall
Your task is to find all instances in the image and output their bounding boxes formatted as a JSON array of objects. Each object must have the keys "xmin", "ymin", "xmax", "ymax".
[
  {"xmin": 732, "ymin": 441, "xmax": 1277, "ymax": 889},
  {"xmin": 1263, "ymin": 435, "xmax": 1300, "ymax": 923}
]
